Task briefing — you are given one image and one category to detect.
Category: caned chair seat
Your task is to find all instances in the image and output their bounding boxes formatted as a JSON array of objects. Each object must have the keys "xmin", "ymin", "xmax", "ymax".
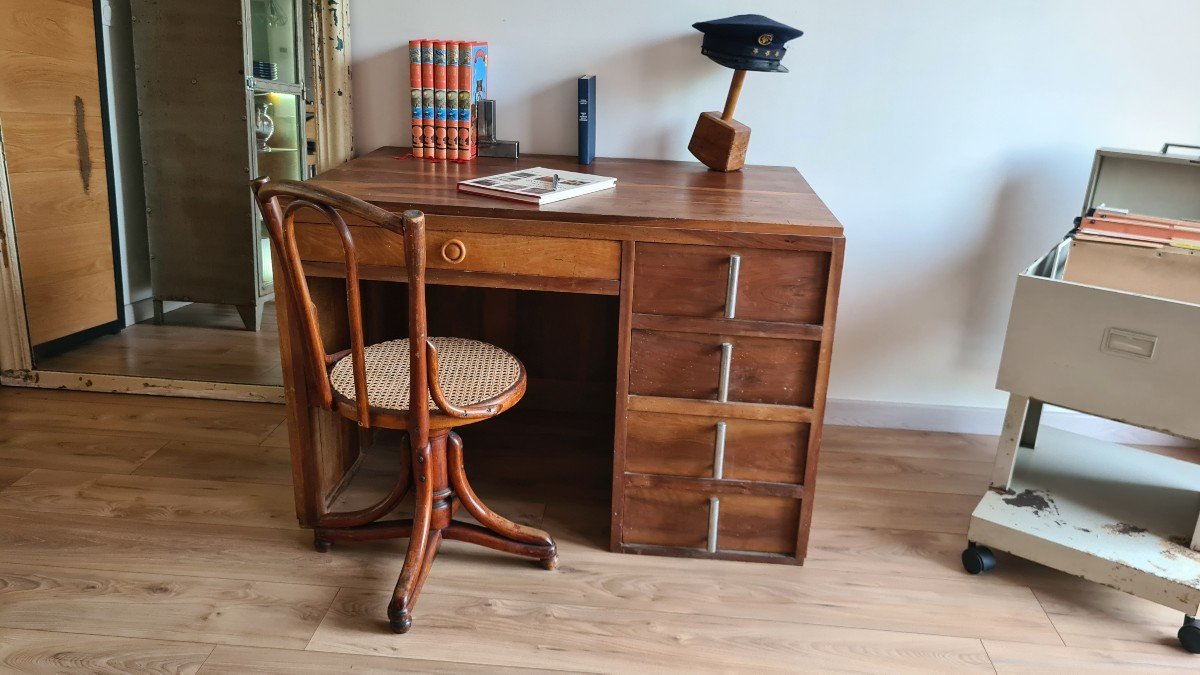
[{"xmin": 329, "ymin": 336, "xmax": 523, "ymax": 412}]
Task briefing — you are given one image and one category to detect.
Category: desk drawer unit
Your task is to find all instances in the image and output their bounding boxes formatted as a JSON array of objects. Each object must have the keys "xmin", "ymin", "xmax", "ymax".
[{"xmin": 616, "ymin": 238, "xmax": 843, "ymax": 565}]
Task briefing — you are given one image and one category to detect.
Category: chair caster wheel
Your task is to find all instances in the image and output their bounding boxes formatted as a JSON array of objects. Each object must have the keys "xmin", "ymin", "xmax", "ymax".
[
  {"xmin": 1179, "ymin": 616, "xmax": 1200, "ymax": 654},
  {"xmin": 541, "ymin": 554, "xmax": 559, "ymax": 571},
  {"xmin": 314, "ymin": 539, "xmax": 333, "ymax": 553},
  {"xmin": 962, "ymin": 544, "xmax": 996, "ymax": 574}
]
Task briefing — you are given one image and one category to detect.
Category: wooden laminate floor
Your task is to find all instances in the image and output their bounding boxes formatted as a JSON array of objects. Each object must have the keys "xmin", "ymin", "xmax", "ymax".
[
  {"xmin": 36, "ymin": 303, "xmax": 283, "ymax": 387},
  {"xmin": 0, "ymin": 387, "xmax": 1197, "ymax": 672}
]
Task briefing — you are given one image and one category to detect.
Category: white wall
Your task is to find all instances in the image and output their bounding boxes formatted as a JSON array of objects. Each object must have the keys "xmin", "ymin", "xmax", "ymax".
[{"xmin": 350, "ymin": 0, "xmax": 1200, "ymax": 421}]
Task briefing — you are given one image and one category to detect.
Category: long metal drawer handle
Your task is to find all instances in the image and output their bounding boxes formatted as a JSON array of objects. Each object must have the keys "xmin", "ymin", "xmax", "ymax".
[
  {"xmin": 713, "ymin": 421, "xmax": 727, "ymax": 479},
  {"xmin": 707, "ymin": 496, "xmax": 720, "ymax": 553},
  {"xmin": 724, "ymin": 254, "xmax": 741, "ymax": 319},
  {"xmin": 717, "ymin": 342, "xmax": 733, "ymax": 403}
]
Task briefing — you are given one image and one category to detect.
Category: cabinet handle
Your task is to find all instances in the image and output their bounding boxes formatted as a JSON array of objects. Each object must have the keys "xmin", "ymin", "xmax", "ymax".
[
  {"xmin": 724, "ymin": 254, "xmax": 741, "ymax": 319},
  {"xmin": 440, "ymin": 238, "xmax": 467, "ymax": 264},
  {"xmin": 717, "ymin": 342, "xmax": 733, "ymax": 403},
  {"xmin": 707, "ymin": 496, "xmax": 720, "ymax": 553},
  {"xmin": 712, "ymin": 421, "xmax": 727, "ymax": 479}
]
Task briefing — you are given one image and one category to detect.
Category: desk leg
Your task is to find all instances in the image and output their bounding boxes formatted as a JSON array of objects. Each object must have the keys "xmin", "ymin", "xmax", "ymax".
[
  {"xmin": 610, "ymin": 242, "xmax": 635, "ymax": 552},
  {"xmin": 276, "ymin": 270, "xmax": 359, "ymax": 527}
]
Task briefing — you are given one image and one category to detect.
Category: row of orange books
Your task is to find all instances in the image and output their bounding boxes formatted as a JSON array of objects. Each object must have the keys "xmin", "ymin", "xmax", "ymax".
[
  {"xmin": 1076, "ymin": 207, "xmax": 1200, "ymax": 249},
  {"xmin": 409, "ymin": 39, "xmax": 488, "ymax": 161}
]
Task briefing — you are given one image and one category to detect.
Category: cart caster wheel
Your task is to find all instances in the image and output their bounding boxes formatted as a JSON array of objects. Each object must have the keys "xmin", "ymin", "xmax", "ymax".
[
  {"xmin": 314, "ymin": 539, "xmax": 332, "ymax": 553},
  {"xmin": 962, "ymin": 545, "xmax": 996, "ymax": 574},
  {"xmin": 1179, "ymin": 616, "xmax": 1200, "ymax": 654}
]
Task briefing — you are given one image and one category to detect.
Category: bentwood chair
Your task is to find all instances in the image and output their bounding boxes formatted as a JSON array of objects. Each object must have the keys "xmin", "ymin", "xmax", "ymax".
[{"xmin": 251, "ymin": 178, "xmax": 557, "ymax": 634}]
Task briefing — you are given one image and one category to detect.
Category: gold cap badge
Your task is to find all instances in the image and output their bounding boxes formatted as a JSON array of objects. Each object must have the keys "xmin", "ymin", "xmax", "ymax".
[{"xmin": 757, "ymin": 33, "xmax": 773, "ymax": 45}]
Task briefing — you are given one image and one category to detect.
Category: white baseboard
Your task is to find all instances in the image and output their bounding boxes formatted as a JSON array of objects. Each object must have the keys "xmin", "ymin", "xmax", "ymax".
[{"xmin": 825, "ymin": 398, "xmax": 1198, "ymax": 447}]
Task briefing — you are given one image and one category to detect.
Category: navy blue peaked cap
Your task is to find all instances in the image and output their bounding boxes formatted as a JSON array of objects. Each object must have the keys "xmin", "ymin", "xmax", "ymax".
[{"xmin": 692, "ymin": 14, "xmax": 802, "ymax": 73}]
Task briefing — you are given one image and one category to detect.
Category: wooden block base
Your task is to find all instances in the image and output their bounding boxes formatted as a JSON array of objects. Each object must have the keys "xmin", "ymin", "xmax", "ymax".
[{"xmin": 688, "ymin": 111, "xmax": 750, "ymax": 173}]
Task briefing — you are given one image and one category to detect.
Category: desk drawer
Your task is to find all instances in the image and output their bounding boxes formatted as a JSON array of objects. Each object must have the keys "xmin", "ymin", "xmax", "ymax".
[
  {"xmin": 622, "ymin": 483, "xmax": 801, "ymax": 556},
  {"xmin": 296, "ymin": 223, "xmax": 621, "ymax": 280},
  {"xmin": 629, "ymin": 330, "xmax": 819, "ymax": 407},
  {"xmin": 633, "ymin": 242, "xmax": 829, "ymax": 323},
  {"xmin": 626, "ymin": 410, "xmax": 808, "ymax": 483}
]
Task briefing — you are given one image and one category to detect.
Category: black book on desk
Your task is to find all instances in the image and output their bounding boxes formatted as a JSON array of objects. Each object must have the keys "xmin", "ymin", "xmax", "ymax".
[{"xmin": 578, "ymin": 75, "xmax": 596, "ymax": 164}]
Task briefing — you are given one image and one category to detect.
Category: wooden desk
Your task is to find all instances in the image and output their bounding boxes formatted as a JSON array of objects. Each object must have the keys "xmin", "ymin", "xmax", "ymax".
[{"xmin": 281, "ymin": 147, "xmax": 844, "ymax": 565}]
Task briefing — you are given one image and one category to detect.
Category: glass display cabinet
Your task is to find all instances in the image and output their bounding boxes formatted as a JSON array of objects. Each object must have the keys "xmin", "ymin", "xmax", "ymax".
[{"xmin": 132, "ymin": 0, "xmax": 309, "ymax": 330}]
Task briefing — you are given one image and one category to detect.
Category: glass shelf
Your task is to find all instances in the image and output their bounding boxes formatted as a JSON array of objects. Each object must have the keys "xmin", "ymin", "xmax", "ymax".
[
  {"xmin": 253, "ymin": 90, "xmax": 302, "ymax": 293},
  {"xmin": 249, "ymin": 0, "xmax": 300, "ymax": 86}
]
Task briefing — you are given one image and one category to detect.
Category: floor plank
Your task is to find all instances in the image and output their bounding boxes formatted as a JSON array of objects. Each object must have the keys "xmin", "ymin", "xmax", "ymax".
[
  {"xmin": 133, "ymin": 440, "xmax": 293, "ymax": 486},
  {"xmin": 308, "ymin": 588, "xmax": 996, "ymax": 673},
  {"xmin": 1032, "ymin": 583, "xmax": 1195, "ymax": 656},
  {"xmin": 1, "ymin": 388, "xmax": 1196, "ymax": 668},
  {"xmin": 823, "ymin": 425, "xmax": 999, "ymax": 461},
  {"xmin": 0, "ymin": 389, "xmax": 283, "ymax": 445},
  {"xmin": 819, "ymin": 451, "xmax": 993, "ymax": 495},
  {"xmin": 200, "ymin": 645, "xmax": 561, "ymax": 674},
  {"xmin": 810, "ymin": 483, "xmax": 979, "ymax": 534},
  {"xmin": 984, "ymin": 638, "xmax": 1200, "ymax": 672},
  {"xmin": 260, "ymin": 421, "xmax": 291, "ymax": 449},
  {"xmin": 0, "ymin": 627, "xmax": 213, "ymax": 674},
  {"xmin": 0, "ymin": 428, "xmax": 164, "ymax": 473},
  {"xmin": 0, "ymin": 467, "xmax": 30, "ymax": 491},
  {"xmin": 37, "ymin": 302, "xmax": 283, "ymax": 387},
  {"xmin": 0, "ymin": 505, "xmax": 1059, "ymax": 645},
  {"xmin": 0, "ymin": 469, "xmax": 298, "ymax": 529},
  {"xmin": 0, "ymin": 562, "xmax": 337, "ymax": 649}
]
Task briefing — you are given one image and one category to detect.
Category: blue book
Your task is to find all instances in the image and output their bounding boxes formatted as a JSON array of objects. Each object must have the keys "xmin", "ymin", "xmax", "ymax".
[{"xmin": 577, "ymin": 75, "xmax": 596, "ymax": 165}]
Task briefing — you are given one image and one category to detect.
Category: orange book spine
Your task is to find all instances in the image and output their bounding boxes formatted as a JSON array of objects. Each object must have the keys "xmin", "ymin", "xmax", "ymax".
[
  {"xmin": 420, "ymin": 40, "xmax": 434, "ymax": 156},
  {"xmin": 445, "ymin": 42, "xmax": 459, "ymax": 160},
  {"xmin": 408, "ymin": 40, "xmax": 423, "ymax": 158},
  {"xmin": 462, "ymin": 41, "xmax": 486, "ymax": 160},
  {"xmin": 433, "ymin": 40, "xmax": 448, "ymax": 160},
  {"xmin": 456, "ymin": 41, "xmax": 471, "ymax": 160}
]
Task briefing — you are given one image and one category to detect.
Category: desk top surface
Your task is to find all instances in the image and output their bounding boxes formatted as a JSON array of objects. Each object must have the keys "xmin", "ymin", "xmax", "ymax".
[{"xmin": 308, "ymin": 147, "xmax": 842, "ymax": 237}]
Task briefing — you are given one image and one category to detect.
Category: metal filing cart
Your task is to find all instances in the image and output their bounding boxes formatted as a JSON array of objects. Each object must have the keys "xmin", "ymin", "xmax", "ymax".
[{"xmin": 962, "ymin": 146, "xmax": 1200, "ymax": 654}]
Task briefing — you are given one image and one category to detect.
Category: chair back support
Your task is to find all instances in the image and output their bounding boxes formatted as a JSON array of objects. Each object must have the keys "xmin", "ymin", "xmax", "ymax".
[{"xmin": 251, "ymin": 178, "xmax": 428, "ymax": 437}]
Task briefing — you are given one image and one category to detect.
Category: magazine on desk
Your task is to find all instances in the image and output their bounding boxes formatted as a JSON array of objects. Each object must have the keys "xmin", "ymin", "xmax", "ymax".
[{"xmin": 457, "ymin": 167, "xmax": 616, "ymax": 205}]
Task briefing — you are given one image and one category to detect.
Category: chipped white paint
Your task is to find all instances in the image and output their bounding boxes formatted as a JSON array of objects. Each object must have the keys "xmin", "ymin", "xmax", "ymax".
[
  {"xmin": 0, "ymin": 370, "xmax": 284, "ymax": 404},
  {"xmin": 970, "ymin": 426, "xmax": 1200, "ymax": 614}
]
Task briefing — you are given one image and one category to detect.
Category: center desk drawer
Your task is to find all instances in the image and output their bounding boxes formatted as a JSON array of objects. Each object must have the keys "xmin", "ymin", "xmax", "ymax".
[
  {"xmin": 626, "ymin": 410, "xmax": 808, "ymax": 483},
  {"xmin": 630, "ymin": 330, "xmax": 819, "ymax": 407},
  {"xmin": 296, "ymin": 223, "xmax": 621, "ymax": 280},
  {"xmin": 633, "ymin": 242, "xmax": 829, "ymax": 322}
]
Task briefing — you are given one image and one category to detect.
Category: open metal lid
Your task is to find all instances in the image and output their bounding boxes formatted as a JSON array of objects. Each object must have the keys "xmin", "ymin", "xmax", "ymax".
[{"xmin": 1083, "ymin": 144, "xmax": 1200, "ymax": 221}]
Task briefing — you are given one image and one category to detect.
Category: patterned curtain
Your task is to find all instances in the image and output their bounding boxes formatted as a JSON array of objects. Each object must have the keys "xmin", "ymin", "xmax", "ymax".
[{"xmin": 308, "ymin": 0, "xmax": 354, "ymax": 171}]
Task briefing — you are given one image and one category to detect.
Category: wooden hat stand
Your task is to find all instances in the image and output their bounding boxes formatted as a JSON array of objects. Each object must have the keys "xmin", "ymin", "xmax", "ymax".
[{"xmin": 688, "ymin": 69, "xmax": 750, "ymax": 173}]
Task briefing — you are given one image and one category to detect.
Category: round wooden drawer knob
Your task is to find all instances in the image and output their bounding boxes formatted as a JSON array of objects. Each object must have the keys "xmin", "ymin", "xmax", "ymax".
[{"xmin": 440, "ymin": 239, "xmax": 467, "ymax": 264}]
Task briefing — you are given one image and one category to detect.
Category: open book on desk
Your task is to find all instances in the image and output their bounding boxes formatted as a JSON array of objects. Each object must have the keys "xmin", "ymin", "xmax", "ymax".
[{"xmin": 457, "ymin": 167, "xmax": 616, "ymax": 205}]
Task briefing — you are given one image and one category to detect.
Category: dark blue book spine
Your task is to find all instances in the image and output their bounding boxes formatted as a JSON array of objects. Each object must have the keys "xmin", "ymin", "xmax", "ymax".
[{"xmin": 577, "ymin": 75, "xmax": 596, "ymax": 165}]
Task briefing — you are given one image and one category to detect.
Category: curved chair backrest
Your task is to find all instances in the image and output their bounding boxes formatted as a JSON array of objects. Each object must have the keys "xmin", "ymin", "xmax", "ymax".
[{"xmin": 251, "ymin": 178, "xmax": 428, "ymax": 437}]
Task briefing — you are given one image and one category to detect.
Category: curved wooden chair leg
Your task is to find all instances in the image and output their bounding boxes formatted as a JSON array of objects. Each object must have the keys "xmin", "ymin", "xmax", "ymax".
[
  {"xmin": 446, "ymin": 431, "xmax": 558, "ymax": 569},
  {"xmin": 388, "ymin": 443, "xmax": 435, "ymax": 634}
]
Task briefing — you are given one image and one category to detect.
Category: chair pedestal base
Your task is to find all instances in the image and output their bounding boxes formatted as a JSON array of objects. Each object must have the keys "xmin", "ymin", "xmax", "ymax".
[{"xmin": 312, "ymin": 429, "xmax": 557, "ymax": 633}]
